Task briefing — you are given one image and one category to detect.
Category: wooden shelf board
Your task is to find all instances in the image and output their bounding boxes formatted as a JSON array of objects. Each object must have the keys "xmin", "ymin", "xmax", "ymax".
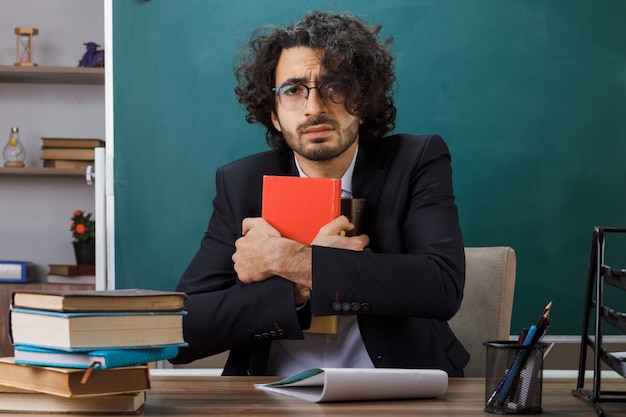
[
  {"xmin": 0, "ymin": 167, "xmax": 86, "ymax": 177},
  {"xmin": 0, "ymin": 65, "xmax": 104, "ymax": 85}
]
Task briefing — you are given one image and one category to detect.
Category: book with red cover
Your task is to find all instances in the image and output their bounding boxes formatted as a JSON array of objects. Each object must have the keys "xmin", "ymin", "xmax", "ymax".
[
  {"xmin": 261, "ymin": 175, "xmax": 342, "ymax": 334},
  {"xmin": 261, "ymin": 176, "xmax": 341, "ymax": 244}
]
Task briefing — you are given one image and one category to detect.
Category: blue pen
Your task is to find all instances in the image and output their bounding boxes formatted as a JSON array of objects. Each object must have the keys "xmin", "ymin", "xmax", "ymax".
[{"xmin": 496, "ymin": 325, "xmax": 537, "ymax": 405}]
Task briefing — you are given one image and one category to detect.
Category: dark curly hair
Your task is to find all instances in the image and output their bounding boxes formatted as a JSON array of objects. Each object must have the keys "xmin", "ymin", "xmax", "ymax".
[{"xmin": 234, "ymin": 10, "xmax": 397, "ymax": 150}]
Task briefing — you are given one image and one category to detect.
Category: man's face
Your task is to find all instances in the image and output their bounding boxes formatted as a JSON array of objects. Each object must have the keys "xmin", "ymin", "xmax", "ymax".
[{"xmin": 271, "ymin": 47, "xmax": 362, "ymax": 162}]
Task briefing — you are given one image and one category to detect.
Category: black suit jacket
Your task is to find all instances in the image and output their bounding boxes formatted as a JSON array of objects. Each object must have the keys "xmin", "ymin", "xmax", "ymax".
[{"xmin": 171, "ymin": 134, "xmax": 470, "ymax": 376}]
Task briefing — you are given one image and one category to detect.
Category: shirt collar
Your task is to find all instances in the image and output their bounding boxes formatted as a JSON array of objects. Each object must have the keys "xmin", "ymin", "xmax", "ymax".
[{"xmin": 293, "ymin": 145, "xmax": 358, "ymax": 196}]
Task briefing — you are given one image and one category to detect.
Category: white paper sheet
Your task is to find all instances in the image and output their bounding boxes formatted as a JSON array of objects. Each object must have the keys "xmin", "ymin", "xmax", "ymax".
[{"xmin": 255, "ymin": 367, "xmax": 448, "ymax": 402}]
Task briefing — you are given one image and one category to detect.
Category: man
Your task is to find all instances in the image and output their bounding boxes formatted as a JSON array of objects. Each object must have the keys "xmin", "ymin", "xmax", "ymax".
[{"xmin": 170, "ymin": 10, "xmax": 470, "ymax": 377}]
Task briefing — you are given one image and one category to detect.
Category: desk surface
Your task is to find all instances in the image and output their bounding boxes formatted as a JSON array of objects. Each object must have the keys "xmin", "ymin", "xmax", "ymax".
[
  {"xmin": 148, "ymin": 376, "xmax": 625, "ymax": 416},
  {"xmin": 2, "ymin": 376, "xmax": 625, "ymax": 416}
]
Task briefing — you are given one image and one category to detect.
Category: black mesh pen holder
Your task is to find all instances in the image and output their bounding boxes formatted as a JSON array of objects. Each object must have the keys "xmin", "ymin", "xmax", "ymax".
[{"xmin": 484, "ymin": 341, "xmax": 547, "ymax": 414}]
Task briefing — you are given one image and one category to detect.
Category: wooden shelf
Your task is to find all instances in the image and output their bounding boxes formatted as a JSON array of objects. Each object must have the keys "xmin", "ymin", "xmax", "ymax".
[
  {"xmin": 0, "ymin": 66, "xmax": 104, "ymax": 85},
  {"xmin": 0, "ymin": 167, "xmax": 87, "ymax": 177}
]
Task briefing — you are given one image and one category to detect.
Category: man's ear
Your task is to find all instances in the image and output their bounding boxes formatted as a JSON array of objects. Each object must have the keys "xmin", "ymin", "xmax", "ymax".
[{"xmin": 271, "ymin": 112, "xmax": 282, "ymax": 132}]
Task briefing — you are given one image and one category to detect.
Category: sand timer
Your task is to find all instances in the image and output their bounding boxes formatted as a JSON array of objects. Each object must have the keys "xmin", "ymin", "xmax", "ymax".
[{"xmin": 14, "ymin": 27, "xmax": 39, "ymax": 67}]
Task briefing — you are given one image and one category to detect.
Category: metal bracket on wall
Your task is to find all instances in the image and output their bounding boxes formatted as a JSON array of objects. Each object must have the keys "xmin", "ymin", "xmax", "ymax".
[{"xmin": 85, "ymin": 165, "xmax": 95, "ymax": 185}]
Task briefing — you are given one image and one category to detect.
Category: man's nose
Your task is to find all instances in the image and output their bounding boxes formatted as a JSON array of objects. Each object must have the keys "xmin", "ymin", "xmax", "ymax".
[{"xmin": 304, "ymin": 87, "xmax": 327, "ymax": 115}]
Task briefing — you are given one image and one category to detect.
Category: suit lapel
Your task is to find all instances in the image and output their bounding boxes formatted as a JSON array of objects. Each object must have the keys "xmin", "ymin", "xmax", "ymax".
[
  {"xmin": 352, "ymin": 147, "xmax": 384, "ymax": 235},
  {"xmin": 277, "ymin": 151, "xmax": 298, "ymax": 176}
]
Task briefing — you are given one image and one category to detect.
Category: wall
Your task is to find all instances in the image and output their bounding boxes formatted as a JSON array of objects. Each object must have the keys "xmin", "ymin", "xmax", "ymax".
[
  {"xmin": 112, "ymin": 0, "xmax": 626, "ymax": 335},
  {"xmin": 0, "ymin": 0, "xmax": 104, "ymax": 278}
]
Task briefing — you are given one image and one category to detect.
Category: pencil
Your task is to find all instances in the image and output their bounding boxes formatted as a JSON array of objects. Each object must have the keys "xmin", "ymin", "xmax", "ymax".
[
  {"xmin": 532, "ymin": 301, "xmax": 552, "ymax": 344},
  {"xmin": 532, "ymin": 301, "xmax": 551, "ymax": 327}
]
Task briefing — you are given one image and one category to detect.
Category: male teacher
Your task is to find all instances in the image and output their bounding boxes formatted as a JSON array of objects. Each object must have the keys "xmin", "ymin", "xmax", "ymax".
[{"xmin": 170, "ymin": 10, "xmax": 470, "ymax": 377}]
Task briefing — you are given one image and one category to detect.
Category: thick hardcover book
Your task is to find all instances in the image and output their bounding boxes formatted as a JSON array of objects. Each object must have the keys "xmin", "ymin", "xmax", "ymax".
[
  {"xmin": 340, "ymin": 198, "xmax": 367, "ymax": 236},
  {"xmin": 262, "ymin": 175, "xmax": 341, "ymax": 244},
  {"xmin": 0, "ymin": 387, "xmax": 145, "ymax": 414},
  {"xmin": 255, "ymin": 367, "xmax": 448, "ymax": 403},
  {"xmin": 9, "ymin": 308, "xmax": 187, "ymax": 350},
  {"xmin": 43, "ymin": 159, "xmax": 94, "ymax": 169},
  {"xmin": 262, "ymin": 175, "xmax": 342, "ymax": 334},
  {"xmin": 14, "ymin": 345, "xmax": 179, "ymax": 369},
  {"xmin": 47, "ymin": 274, "xmax": 95, "ymax": 285},
  {"xmin": 0, "ymin": 357, "xmax": 151, "ymax": 398},
  {"xmin": 11, "ymin": 288, "xmax": 187, "ymax": 312},
  {"xmin": 41, "ymin": 137, "xmax": 105, "ymax": 148},
  {"xmin": 41, "ymin": 147, "xmax": 95, "ymax": 161},
  {"xmin": 48, "ymin": 264, "xmax": 96, "ymax": 276},
  {"xmin": 0, "ymin": 261, "xmax": 30, "ymax": 283}
]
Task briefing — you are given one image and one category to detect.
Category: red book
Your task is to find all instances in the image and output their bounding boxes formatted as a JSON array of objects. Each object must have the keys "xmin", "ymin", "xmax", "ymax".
[{"xmin": 261, "ymin": 176, "xmax": 341, "ymax": 244}]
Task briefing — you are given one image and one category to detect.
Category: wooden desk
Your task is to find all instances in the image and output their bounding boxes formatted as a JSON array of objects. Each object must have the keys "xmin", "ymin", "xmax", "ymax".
[
  {"xmin": 0, "ymin": 375, "xmax": 623, "ymax": 416},
  {"xmin": 141, "ymin": 376, "xmax": 626, "ymax": 416}
]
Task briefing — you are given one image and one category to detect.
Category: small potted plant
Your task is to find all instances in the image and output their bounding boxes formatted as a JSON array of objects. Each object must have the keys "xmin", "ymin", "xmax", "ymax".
[{"xmin": 70, "ymin": 210, "xmax": 95, "ymax": 265}]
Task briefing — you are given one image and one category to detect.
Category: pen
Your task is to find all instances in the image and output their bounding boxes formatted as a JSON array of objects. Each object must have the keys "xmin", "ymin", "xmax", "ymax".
[
  {"xmin": 486, "ymin": 326, "xmax": 536, "ymax": 408},
  {"xmin": 496, "ymin": 325, "xmax": 537, "ymax": 405},
  {"xmin": 518, "ymin": 327, "xmax": 529, "ymax": 346},
  {"xmin": 486, "ymin": 302, "xmax": 554, "ymax": 409}
]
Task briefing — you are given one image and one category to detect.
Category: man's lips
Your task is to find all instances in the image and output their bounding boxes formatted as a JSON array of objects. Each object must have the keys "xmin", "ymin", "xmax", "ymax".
[{"xmin": 302, "ymin": 125, "xmax": 334, "ymax": 138}]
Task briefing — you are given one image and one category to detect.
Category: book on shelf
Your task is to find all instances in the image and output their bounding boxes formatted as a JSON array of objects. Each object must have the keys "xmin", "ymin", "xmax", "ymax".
[
  {"xmin": 0, "ymin": 357, "xmax": 150, "ymax": 398},
  {"xmin": 14, "ymin": 344, "xmax": 180, "ymax": 369},
  {"xmin": 255, "ymin": 367, "xmax": 448, "ymax": 403},
  {"xmin": 0, "ymin": 386, "xmax": 145, "ymax": 414},
  {"xmin": 11, "ymin": 288, "xmax": 187, "ymax": 312},
  {"xmin": 0, "ymin": 260, "xmax": 32, "ymax": 283},
  {"xmin": 48, "ymin": 264, "xmax": 96, "ymax": 276},
  {"xmin": 43, "ymin": 159, "xmax": 93, "ymax": 169},
  {"xmin": 262, "ymin": 175, "xmax": 341, "ymax": 244},
  {"xmin": 47, "ymin": 274, "xmax": 95, "ymax": 285},
  {"xmin": 41, "ymin": 137, "xmax": 105, "ymax": 148},
  {"xmin": 9, "ymin": 308, "xmax": 187, "ymax": 350},
  {"xmin": 40, "ymin": 147, "xmax": 95, "ymax": 161}
]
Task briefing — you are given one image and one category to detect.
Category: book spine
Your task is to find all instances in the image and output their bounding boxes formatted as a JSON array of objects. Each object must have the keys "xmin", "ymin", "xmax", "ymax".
[{"xmin": 331, "ymin": 181, "xmax": 342, "ymax": 217}]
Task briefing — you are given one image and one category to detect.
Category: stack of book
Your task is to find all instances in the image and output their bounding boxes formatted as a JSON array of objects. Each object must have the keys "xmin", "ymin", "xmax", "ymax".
[
  {"xmin": 40, "ymin": 137, "xmax": 105, "ymax": 169},
  {"xmin": 47, "ymin": 264, "xmax": 96, "ymax": 285},
  {"xmin": 0, "ymin": 382, "xmax": 147, "ymax": 414},
  {"xmin": 0, "ymin": 288, "xmax": 188, "ymax": 413}
]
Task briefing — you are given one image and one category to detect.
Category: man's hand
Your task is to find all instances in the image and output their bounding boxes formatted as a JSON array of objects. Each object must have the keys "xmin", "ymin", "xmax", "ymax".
[
  {"xmin": 294, "ymin": 284, "xmax": 311, "ymax": 305},
  {"xmin": 233, "ymin": 218, "xmax": 283, "ymax": 283},
  {"xmin": 234, "ymin": 218, "xmax": 313, "ymax": 288},
  {"xmin": 233, "ymin": 216, "xmax": 369, "ymax": 305},
  {"xmin": 312, "ymin": 215, "xmax": 370, "ymax": 250}
]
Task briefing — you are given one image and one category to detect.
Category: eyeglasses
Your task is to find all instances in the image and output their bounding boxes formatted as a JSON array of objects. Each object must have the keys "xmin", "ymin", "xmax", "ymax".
[{"xmin": 272, "ymin": 81, "xmax": 347, "ymax": 111}]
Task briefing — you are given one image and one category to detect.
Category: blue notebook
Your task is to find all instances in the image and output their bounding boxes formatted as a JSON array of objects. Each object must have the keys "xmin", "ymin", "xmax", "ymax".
[
  {"xmin": 14, "ymin": 344, "xmax": 180, "ymax": 369},
  {"xmin": 0, "ymin": 261, "xmax": 30, "ymax": 283}
]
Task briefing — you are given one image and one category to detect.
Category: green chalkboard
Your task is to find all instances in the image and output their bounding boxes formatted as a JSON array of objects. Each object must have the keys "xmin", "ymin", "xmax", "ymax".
[{"xmin": 112, "ymin": 0, "xmax": 626, "ymax": 335}]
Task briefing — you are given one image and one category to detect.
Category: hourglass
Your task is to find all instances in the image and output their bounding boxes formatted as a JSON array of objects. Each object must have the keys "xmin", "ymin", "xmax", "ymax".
[{"xmin": 14, "ymin": 27, "xmax": 39, "ymax": 67}]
